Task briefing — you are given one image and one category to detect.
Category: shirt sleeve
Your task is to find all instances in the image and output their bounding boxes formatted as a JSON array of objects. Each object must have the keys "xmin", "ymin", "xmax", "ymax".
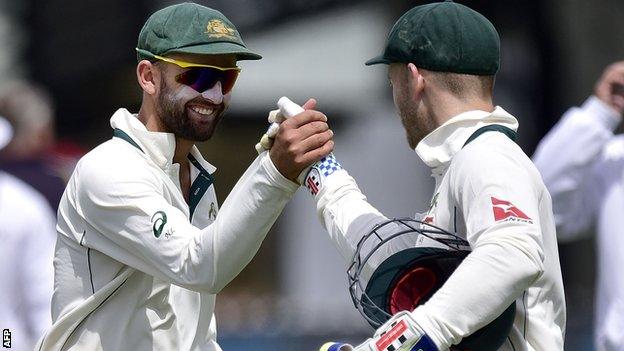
[
  {"xmin": 595, "ymin": 178, "xmax": 624, "ymax": 349},
  {"xmin": 73, "ymin": 151, "xmax": 298, "ymax": 293},
  {"xmin": 532, "ymin": 96, "xmax": 620, "ymax": 241},
  {"xmin": 312, "ymin": 167, "xmax": 426, "ymax": 281},
  {"xmin": 20, "ymin": 196, "xmax": 56, "ymax": 343},
  {"xmin": 411, "ymin": 138, "xmax": 546, "ymax": 349}
]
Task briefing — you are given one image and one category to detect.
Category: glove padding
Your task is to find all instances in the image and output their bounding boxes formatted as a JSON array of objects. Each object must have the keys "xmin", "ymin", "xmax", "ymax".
[
  {"xmin": 254, "ymin": 109, "xmax": 285, "ymax": 154},
  {"xmin": 255, "ymin": 97, "xmax": 304, "ymax": 154},
  {"xmin": 321, "ymin": 311, "xmax": 438, "ymax": 351}
]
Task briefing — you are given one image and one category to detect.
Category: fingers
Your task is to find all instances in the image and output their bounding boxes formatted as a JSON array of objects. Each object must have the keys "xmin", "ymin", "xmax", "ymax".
[
  {"xmin": 594, "ymin": 62, "xmax": 624, "ymax": 115},
  {"xmin": 300, "ymin": 129, "xmax": 333, "ymax": 153},
  {"xmin": 302, "ymin": 98, "xmax": 317, "ymax": 110},
  {"xmin": 596, "ymin": 61, "xmax": 624, "ymax": 98},
  {"xmin": 300, "ymin": 140, "xmax": 335, "ymax": 166},
  {"xmin": 297, "ymin": 120, "xmax": 330, "ymax": 138},
  {"xmin": 281, "ymin": 109, "xmax": 327, "ymax": 129}
]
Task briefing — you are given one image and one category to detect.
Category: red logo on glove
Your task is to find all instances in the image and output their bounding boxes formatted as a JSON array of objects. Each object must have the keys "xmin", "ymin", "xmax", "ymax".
[
  {"xmin": 376, "ymin": 319, "xmax": 407, "ymax": 351},
  {"xmin": 491, "ymin": 197, "xmax": 532, "ymax": 222}
]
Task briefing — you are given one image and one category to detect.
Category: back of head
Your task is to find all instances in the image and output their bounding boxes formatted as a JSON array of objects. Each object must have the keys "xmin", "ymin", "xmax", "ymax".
[
  {"xmin": 367, "ymin": 0, "xmax": 499, "ymax": 97},
  {"xmin": 367, "ymin": 1, "xmax": 500, "ymax": 74},
  {"xmin": 423, "ymin": 70, "xmax": 495, "ymax": 100}
]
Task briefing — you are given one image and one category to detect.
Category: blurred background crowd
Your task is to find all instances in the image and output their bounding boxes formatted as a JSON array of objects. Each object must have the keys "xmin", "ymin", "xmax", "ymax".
[{"xmin": 1, "ymin": 0, "xmax": 624, "ymax": 350}]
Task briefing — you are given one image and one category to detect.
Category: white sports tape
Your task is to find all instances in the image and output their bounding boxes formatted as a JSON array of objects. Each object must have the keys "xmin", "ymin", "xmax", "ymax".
[
  {"xmin": 255, "ymin": 97, "xmax": 304, "ymax": 155},
  {"xmin": 278, "ymin": 96, "xmax": 305, "ymax": 117}
]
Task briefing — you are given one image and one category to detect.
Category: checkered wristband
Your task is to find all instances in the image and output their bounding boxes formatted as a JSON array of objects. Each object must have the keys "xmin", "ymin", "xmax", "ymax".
[{"xmin": 297, "ymin": 153, "xmax": 343, "ymax": 196}]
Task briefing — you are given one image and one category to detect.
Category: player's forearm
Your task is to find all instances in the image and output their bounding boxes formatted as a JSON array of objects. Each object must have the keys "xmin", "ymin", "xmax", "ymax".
[
  {"xmin": 534, "ymin": 97, "xmax": 617, "ymax": 184},
  {"xmin": 412, "ymin": 239, "xmax": 543, "ymax": 349},
  {"xmin": 204, "ymin": 151, "xmax": 298, "ymax": 292},
  {"xmin": 533, "ymin": 96, "xmax": 618, "ymax": 236},
  {"xmin": 313, "ymin": 168, "xmax": 388, "ymax": 262}
]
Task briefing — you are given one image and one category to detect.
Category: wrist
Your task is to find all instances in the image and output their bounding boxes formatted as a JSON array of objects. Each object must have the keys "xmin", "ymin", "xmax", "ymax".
[
  {"xmin": 263, "ymin": 152, "xmax": 300, "ymax": 191},
  {"xmin": 584, "ymin": 96, "xmax": 621, "ymax": 130},
  {"xmin": 299, "ymin": 153, "xmax": 343, "ymax": 195}
]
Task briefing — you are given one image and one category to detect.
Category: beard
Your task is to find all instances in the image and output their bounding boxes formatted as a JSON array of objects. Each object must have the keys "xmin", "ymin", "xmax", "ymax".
[
  {"xmin": 402, "ymin": 108, "xmax": 435, "ymax": 150},
  {"xmin": 395, "ymin": 91, "xmax": 435, "ymax": 150},
  {"xmin": 155, "ymin": 79, "xmax": 227, "ymax": 142}
]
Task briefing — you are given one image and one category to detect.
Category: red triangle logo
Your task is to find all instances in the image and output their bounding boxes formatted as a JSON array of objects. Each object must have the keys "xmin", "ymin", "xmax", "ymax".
[{"xmin": 491, "ymin": 196, "xmax": 531, "ymax": 221}]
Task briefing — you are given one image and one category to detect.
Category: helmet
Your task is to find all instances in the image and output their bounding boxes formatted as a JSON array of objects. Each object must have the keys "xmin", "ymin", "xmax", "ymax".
[{"xmin": 347, "ymin": 218, "xmax": 515, "ymax": 351}]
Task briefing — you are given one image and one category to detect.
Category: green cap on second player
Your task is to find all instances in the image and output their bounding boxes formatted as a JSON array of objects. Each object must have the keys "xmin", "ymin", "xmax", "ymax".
[
  {"xmin": 366, "ymin": 0, "xmax": 500, "ymax": 75},
  {"xmin": 136, "ymin": 2, "xmax": 262, "ymax": 62}
]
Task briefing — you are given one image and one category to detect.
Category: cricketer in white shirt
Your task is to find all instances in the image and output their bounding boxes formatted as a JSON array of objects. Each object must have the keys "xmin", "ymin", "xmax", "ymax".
[
  {"xmin": 309, "ymin": 108, "xmax": 566, "ymax": 350},
  {"xmin": 534, "ymin": 96, "xmax": 624, "ymax": 351},
  {"xmin": 0, "ymin": 172, "xmax": 55, "ymax": 351},
  {"xmin": 36, "ymin": 108, "xmax": 299, "ymax": 350}
]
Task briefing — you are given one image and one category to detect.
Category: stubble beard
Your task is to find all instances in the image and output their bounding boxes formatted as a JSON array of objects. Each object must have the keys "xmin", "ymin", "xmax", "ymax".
[
  {"xmin": 155, "ymin": 79, "xmax": 227, "ymax": 142},
  {"xmin": 398, "ymin": 98, "xmax": 435, "ymax": 150}
]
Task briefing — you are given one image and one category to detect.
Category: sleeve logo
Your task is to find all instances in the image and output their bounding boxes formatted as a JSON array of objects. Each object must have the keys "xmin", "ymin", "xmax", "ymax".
[
  {"xmin": 305, "ymin": 168, "xmax": 321, "ymax": 195},
  {"xmin": 491, "ymin": 197, "xmax": 533, "ymax": 223},
  {"xmin": 151, "ymin": 211, "xmax": 167, "ymax": 238}
]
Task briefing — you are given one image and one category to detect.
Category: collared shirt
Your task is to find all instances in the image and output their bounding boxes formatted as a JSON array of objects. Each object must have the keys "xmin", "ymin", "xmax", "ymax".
[
  {"xmin": 313, "ymin": 106, "xmax": 565, "ymax": 350},
  {"xmin": 534, "ymin": 96, "xmax": 623, "ymax": 351},
  {"xmin": 0, "ymin": 172, "xmax": 55, "ymax": 350},
  {"xmin": 37, "ymin": 108, "xmax": 298, "ymax": 351}
]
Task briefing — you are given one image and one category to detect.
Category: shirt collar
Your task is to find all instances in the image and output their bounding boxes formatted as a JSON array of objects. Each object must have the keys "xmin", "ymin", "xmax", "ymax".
[
  {"xmin": 415, "ymin": 106, "xmax": 518, "ymax": 170},
  {"xmin": 110, "ymin": 108, "xmax": 216, "ymax": 173}
]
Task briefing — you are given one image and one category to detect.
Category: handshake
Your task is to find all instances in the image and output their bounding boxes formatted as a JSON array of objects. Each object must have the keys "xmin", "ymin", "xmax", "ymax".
[{"xmin": 256, "ymin": 97, "xmax": 336, "ymax": 185}]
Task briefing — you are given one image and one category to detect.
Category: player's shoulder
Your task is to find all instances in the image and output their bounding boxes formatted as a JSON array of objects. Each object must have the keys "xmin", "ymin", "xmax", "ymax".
[
  {"xmin": 73, "ymin": 138, "xmax": 158, "ymax": 188},
  {"xmin": 0, "ymin": 172, "xmax": 54, "ymax": 218},
  {"xmin": 456, "ymin": 131, "xmax": 529, "ymax": 167},
  {"xmin": 451, "ymin": 131, "xmax": 539, "ymax": 184}
]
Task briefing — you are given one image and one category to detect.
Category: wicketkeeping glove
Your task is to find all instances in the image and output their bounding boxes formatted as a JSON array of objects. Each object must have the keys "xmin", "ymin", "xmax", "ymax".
[
  {"xmin": 254, "ymin": 97, "xmax": 298, "ymax": 154},
  {"xmin": 254, "ymin": 108, "xmax": 285, "ymax": 154},
  {"xmin": 320, "ymin": 311, "xmax": 438, "ymax": 351}
]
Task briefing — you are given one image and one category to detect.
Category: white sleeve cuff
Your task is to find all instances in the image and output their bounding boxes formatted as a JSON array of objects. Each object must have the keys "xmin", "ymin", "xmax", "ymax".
[
  {"xmin": 582, "ymin": 96, "xmax": 621, "ymax": 131},
  {"xmin": 411, "ymin": 308, "xmax": 447, "ymax": 350},
  {"xmin": 260, "ymin": 152, "xmax": 299, "ymax": 193}
]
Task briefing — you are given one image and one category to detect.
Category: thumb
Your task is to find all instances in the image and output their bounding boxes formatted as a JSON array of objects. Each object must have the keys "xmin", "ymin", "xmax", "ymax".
[{"xmin": 302, "ymin": 98, "xmax": 317, "ymax": 110}]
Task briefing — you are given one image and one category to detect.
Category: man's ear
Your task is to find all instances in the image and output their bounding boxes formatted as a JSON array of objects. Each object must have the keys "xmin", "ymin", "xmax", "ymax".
[
  {"xmin": 137, "ymin": 60, "xmax": 159, "ymax": 95},
  {"xmin": 406, "ymin": 63, "xmax": 425, "ymax": 99}
]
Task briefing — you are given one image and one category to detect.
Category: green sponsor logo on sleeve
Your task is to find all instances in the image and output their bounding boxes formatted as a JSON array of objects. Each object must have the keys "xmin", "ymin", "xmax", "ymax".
[{"xmin": 151, "ymin": 211, "xmax": 167, "ymax": 238}]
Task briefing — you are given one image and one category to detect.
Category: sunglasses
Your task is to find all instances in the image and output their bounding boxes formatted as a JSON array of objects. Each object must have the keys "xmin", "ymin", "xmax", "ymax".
[{"xmin": 152, "ymin": 54, "xmax": 241, "ymax": 94}]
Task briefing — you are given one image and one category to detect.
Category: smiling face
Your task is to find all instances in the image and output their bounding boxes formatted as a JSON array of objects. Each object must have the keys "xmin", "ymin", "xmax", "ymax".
[{"xmin": 153, "ymin": 53, "xmax": 237, "ymax": 142}]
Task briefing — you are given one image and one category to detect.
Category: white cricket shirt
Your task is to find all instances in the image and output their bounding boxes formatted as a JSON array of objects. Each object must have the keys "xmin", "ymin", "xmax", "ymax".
[
  {"xmin": 36, "ymin": 108, "xmax": 298, "ymax": 350},
  {"xmin": 534, "ymin": 96, "xmax": 624, "ymax": 351},
  {"xmin": 312, "ymin": 107, "xmax": 565, "ymax": 350},
  {"xmin": 0, "ymin": 172, "xmax": 55, "ymax": 350}
]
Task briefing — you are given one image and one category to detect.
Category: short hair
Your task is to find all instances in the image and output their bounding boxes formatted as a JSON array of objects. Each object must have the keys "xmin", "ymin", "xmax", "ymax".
[{"xmin": 425, "ymin": 71, "xmax": 495, "ymax": 99}]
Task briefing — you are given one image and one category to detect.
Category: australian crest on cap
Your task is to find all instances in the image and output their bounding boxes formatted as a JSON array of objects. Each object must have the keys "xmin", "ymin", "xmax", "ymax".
[{"xmin": 205, "ymin": 19, "xmax": 237, "ymax": 39}]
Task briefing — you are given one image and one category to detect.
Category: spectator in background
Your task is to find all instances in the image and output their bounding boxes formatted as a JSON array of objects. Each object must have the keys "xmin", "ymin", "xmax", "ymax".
[
  {"xmin": 534, "ymin": 62, "xmax": 624, "ymax": 351},
  {"xmin": 0, "ymin": 115, "xmax": 56, "ymax": 350},
  {"xmin": 0, "ymin": 81, "xmax": 84, "ymax": 211}
]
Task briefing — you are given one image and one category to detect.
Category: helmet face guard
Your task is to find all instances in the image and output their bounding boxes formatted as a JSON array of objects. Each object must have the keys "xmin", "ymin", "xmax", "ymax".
[{"xmin": 347, "ymin": 218, "xmax": 515, "ymax": 351}]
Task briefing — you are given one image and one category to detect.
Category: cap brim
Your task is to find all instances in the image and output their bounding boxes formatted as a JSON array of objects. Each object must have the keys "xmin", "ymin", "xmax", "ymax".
[
  {"xmin": 168, "ymin": 42, "xmax": 262, "ymax": 61},
  {"xmin": 0, "ymin": 116, "xmax": 13, "ymax": 150},
  {"xmin": 365, "ymin": 54, "xmax": 392, "ymax": 66}
]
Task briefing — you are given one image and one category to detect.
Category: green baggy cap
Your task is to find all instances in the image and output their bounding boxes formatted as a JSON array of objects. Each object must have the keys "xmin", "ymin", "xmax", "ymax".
[
  {"xmin": 136, "ymin": 2, "xmax": 261, "ymax": 62},
  {"xmin": 366, "ymin": 0, "xmax": 500, "ymax": 75}
]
